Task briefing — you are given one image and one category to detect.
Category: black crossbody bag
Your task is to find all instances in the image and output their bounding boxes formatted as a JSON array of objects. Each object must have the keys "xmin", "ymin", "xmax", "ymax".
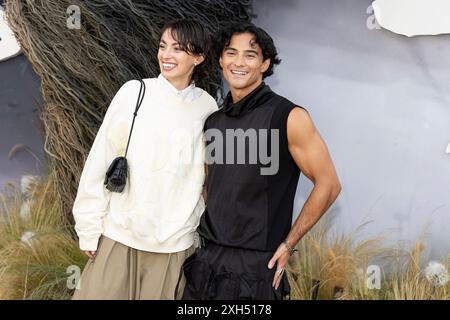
[{"xmin": 104, "ymin": 79, "xmax": 146, "ymax": 192}]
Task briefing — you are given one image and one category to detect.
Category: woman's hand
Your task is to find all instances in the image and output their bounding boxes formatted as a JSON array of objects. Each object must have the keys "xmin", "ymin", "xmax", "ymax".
[{"xmin": 84, "ymin": 250, "xmax": 97, "ymax": 260}]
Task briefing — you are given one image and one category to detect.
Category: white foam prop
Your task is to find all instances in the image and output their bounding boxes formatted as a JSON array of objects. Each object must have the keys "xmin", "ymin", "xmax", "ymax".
[
  {"xmin": 372, "ymin": 0, "xmax": 450, "ymax": 37},
  {"xmin": 0, "ymin": 6, "xmax": 21, "ymax": 62}
]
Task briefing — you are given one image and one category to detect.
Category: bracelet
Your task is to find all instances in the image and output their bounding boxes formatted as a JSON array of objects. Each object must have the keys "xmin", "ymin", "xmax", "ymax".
[{"xmin": 282, "ymin": 240, "xmax": 298, "ymax": 256}]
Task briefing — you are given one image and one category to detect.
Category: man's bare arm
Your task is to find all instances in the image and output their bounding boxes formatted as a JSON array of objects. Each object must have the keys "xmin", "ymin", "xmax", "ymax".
[
  {"xmin": 284, "ymin": 107, "xmax": 341, "ymax": 248},
  {"xmin": 268, "ymin": 107, "xmax": 341, "ymax": 288}
]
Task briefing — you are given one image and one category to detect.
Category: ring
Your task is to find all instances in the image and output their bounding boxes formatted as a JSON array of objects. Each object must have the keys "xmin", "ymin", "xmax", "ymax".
[{"xmin": 277, "ymin": 268, "xmax": 285, "ymax": 275}]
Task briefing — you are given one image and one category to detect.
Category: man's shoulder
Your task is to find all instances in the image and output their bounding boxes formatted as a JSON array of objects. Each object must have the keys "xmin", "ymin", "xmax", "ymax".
[
  {"xmin": 203, "ymin": 107, "xmax": 224, "ymax": 130},
  {"xmin": 266, "ymin": 89, "xmax": 297, "ymax": 111},
  {"xmin": 263, "ymin": 88, "xmax": 298, "ymax": 111},
  {"xmin": 271, "ymin": 90, "xmax": 310, "ymax": 116},
  {"xmin": 265, "ymin": 89, "xmax": 310, "ymax": 131}
]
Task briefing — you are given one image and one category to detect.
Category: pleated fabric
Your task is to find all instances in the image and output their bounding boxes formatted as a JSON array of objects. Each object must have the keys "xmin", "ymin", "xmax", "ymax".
[
  {"xmin": 72, "ymin": 235, "xmax": 195, "ymax": 300},
  {"xmin": 181, "ymin": 242, "xmax": 290, "ymax": 300}
]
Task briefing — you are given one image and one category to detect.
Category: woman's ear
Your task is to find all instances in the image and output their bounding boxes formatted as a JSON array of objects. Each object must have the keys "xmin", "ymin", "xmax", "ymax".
[{"xmin": 195, "ymin": 54, "xmax": 206, "ymax": 66}]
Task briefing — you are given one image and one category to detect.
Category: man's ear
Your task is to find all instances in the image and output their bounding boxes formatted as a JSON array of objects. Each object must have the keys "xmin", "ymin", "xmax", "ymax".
[
  {"xmin": 219, "ymin": 56, "xmax": 223, "ymax": 70},
  {"xmin": 261, "ymin": 58, "xmax": 270, "ymax": 74}
]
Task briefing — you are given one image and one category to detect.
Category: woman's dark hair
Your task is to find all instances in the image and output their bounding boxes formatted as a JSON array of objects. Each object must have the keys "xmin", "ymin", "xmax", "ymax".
[
  {"xmin": 159, "ymin": 19, "xmax": 213, "ymax": 86},
  {"xmin": 216, "ymin": 22, "xmax": 281, "ymax": 79}
]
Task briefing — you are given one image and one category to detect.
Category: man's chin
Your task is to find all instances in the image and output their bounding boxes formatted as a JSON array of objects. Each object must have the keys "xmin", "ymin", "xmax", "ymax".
[{"xmin": 227, "ymin": 81, "xmax": 249, "ymax": 90}]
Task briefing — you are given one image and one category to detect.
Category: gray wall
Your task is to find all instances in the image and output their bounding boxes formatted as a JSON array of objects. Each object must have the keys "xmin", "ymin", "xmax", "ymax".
[
  {"xmin": 0, "ymin": 54, "xmax": 45, "ymax": 193},
  {"xmin": 1, "ymin": 0, "xmax": 45, "ymax": 194},
  {"xmin": 254, "ymin": 0, "xmax": 450, "ymax": 258}
]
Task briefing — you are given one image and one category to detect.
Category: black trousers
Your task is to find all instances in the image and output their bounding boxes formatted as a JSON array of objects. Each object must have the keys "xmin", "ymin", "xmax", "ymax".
[{"xmin": 181, "ymin": 241, "xmax": 290, "ymax": 300}]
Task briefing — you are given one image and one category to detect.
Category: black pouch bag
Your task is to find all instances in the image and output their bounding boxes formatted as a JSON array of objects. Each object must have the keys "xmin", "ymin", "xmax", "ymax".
[{"xmin": 104, "ymin": 79, "xmax": 146, "ymax": 192}]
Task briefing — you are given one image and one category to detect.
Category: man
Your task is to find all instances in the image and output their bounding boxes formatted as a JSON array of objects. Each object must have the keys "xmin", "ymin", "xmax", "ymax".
[{"xmin": 180, "ymin": 22, "xmax": 341, "ymax": 300}]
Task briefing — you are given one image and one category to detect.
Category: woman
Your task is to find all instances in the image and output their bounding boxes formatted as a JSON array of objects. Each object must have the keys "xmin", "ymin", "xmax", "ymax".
[{"xmin": 72, "ymin": 19, "xmax": 218, "ymax": 300}]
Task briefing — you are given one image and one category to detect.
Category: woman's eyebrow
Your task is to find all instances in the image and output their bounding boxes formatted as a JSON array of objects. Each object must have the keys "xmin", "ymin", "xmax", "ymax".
[{"xmin": 159, "ymin": 40, "xmax": 181, "ymax": 47}]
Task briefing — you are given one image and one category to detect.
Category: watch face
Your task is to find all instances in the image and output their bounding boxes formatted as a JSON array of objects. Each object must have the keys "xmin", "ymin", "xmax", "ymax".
[{"xmin": 0, "ymin": 7, "xmax": 22, "ymax": 62}]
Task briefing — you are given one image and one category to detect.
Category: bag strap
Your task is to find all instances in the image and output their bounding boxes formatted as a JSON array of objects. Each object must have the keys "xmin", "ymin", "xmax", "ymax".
[{"xmin": 124, "ymin": 79, "xmax": 146, "ymax": 157}]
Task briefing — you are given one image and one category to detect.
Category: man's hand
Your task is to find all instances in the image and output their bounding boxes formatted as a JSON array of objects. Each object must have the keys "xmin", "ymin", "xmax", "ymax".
[{"xmin": 268, "ymin": 243, "xmax": 291, "ymax": 290}]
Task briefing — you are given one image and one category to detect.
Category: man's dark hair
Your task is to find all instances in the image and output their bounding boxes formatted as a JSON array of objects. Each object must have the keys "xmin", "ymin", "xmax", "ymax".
[
  {"xmin": 216, "ymin": 22, "xmax": 281, "ymax": 79},
  {"xmin": 160, "ymin": 19, "xmax": 213, "ymax": 85}
]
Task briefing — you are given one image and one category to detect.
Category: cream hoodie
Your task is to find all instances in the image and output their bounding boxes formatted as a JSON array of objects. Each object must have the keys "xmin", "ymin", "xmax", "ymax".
[{"xmin": 72, "ymin": 76, "xmax": 218, "ymax": 252}]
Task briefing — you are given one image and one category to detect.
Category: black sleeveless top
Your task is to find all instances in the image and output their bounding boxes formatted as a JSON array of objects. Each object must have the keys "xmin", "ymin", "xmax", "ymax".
[{"xmin": 198, "ymin": 83, "xmax": 303, "ymax": 252}]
